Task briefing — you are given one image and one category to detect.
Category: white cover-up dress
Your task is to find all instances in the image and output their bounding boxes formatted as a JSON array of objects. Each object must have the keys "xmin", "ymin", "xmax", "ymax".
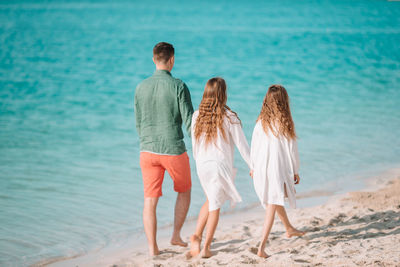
[
  {"xmin": 191, "ymin": 110, "xmax": 251, "ymax": 211},
  {"xmin": 250, "ymin": 120, "xmax": 300, "ymax": 209}
]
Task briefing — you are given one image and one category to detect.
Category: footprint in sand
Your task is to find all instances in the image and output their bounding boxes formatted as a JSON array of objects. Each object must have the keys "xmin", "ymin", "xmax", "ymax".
[
  {"xmin": 294, "ymin": 258, "xmax": 310, "ymax": 263},
  {"xmin": 328, "ymin": 213, "xmax": 347, "ymax": 226},
  {"xmin": 240, "ymin": 255, "xmax": 259, "ymax": 264},
  {"xmin": 249, "ymin": 247, "xmax": 258, "ymax": 255},
  {"xmin": 311, "ymin": 216, "xmax": 323, "ymax": 226},
  {"xmin": 152, "ymin": 249, "xmax": 179, "ymax": 261},
  {"xmin": 242, "ymin": 225, "xmax": 252, "ymax": 237}
]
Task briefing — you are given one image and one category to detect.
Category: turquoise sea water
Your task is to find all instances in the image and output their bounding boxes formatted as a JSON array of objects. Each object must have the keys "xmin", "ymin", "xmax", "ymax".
[{"xmin": 1, "ymin": 0, "xmax": 399, "ymax": 265}]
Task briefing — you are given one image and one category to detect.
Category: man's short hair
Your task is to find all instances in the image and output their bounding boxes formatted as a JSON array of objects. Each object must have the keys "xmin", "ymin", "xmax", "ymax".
[{"xmin": 153, "ymin": 42, "xmax": 174, "ymax": 64}]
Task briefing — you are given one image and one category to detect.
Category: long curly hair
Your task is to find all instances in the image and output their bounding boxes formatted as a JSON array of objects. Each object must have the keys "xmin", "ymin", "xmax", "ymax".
[
  {"xmin": 258, "ymin": 84, "xmax": 296, "ymax": 140},
  {"xmin": 194, "ymin": 77, "xmax": 240, "ymax": 145}
]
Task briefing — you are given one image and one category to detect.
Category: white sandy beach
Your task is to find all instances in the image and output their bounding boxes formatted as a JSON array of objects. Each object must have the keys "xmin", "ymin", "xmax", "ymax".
[{"xmin": 48, "ymin": 169, "xmax": 400, "ymax": 267}]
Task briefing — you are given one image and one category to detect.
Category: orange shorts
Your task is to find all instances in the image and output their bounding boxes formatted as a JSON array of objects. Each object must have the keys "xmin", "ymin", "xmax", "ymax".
[{"xmin": 140, "ymin": 152, "xmax": 191, "ymax": 198}]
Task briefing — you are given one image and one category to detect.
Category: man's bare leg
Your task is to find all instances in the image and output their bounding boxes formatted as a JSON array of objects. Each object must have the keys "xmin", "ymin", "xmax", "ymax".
[
  {"xmin": 190, "ymin": 200, "xmax": 209, "ymax": 256},
  {"xmin": 143, "ymin": 197, "xmax": 160, "ymax": 256},
  {"xmin": 171, "ymin": 189, "xmax": 191, "ymax": 247}
]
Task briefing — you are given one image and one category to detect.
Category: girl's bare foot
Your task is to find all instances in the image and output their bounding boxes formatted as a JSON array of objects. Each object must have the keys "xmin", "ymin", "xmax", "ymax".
[
  {"xmin": 200, "ymin": 247, "xmax": 213, "ymax": 258},
  {"xmin": 170, "ymin": 236, "xmax": 188, "ymax": 247},
  {"xmin": 189, "ymin": 234, "xmax": 201, "ymax": 256},
  {"xmin": 257, "ymin": 248, "xmax": 269, "ymax": 258},
  {"xmin": 286, "ymin": 228, "xmax": 306, "ymax": 238},
  {"xmin": 149, "ymin": 245, "xmax": 160, "ymax": 256}
]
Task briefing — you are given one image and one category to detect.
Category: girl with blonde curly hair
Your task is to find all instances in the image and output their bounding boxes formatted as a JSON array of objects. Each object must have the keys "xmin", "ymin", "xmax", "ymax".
[
  {"xmin": 251, "ymin": 84, "xmax": 305, "ymax": 258},
  {"xmin": 189, "ymin": 77, "xmax": 251, "ymax": 258}
]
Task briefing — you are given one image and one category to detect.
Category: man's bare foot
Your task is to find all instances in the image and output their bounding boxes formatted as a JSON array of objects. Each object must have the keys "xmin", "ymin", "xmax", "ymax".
[
  {"xmin": 189, "ymin": 234, "xmax": 201, "ymax": 257},
  {"xmin": 257, "ymin": 249, "xmax": 269, "ymax": 258},
  {"xmin": 170, "ymin": 236, "xmax": 188, "ymax": 247},
  {"xmin": 200, "ymin": 247, "xmax": 212, "ymax": 258},
  {"xmin": 286, "ymin": 228, "xmax": 306, "ymax": 238}
]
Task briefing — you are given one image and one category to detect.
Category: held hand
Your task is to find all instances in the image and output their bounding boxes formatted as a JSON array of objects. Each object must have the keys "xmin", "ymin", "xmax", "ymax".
[
  {"xmin": 250, "ymin": 170, "xmax": 254, "ymax": 179},
  {"xmin": 294, "ymin": 174, "xmax": 300, "ymax": 184}
]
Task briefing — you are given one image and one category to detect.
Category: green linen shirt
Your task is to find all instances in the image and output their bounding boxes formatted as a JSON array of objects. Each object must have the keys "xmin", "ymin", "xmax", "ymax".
[{"xmin": 134, "ymin": 69, "xmax": 194, "ymax": 155}]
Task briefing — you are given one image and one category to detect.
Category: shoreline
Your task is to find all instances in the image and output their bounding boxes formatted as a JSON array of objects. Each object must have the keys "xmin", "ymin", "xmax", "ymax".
[
  {"xmin": 40, "ymin": 196, "xmax": 331, "ymax": 267},
  {"xmin": 43, "ymin": 167, "xmax": 400, "ymax": 267}
]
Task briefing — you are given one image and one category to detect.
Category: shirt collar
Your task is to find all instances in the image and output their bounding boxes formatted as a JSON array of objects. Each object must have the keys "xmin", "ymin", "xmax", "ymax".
[{"xmin": 154, "ymin": 69, "xmax": 172, "ymax": 76}]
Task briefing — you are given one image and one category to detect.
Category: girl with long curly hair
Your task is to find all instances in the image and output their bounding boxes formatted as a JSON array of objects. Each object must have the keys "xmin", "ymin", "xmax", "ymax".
[
  {"xmin": 250, "ymin": 84, "xmax": 305, "ymax": 258},
  {"xmin": 189, "ymin": 77, "xmax": 251, "ymax": 258}
]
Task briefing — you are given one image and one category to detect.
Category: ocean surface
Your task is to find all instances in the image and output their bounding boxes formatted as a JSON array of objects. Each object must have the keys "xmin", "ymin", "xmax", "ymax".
[{"xmin": 1, "ymin": 0, "xmax": 399, "ymax": 265}]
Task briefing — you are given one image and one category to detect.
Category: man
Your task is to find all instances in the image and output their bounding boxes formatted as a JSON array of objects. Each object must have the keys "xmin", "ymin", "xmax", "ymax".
[{"xmin": 134, "ymin": 42, "xmax": 194, "ymax": 255}]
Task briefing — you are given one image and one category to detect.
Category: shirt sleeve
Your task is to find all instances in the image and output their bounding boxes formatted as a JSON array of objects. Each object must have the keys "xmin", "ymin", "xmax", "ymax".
[
  {"xmin": 290, "ymin": 139, "xmax": 300, "ymax": 174},
  {"xmin": 134, "ymin": 89, "xmax": 141, "ymax": 136},
  {"xmin": 250, "ymin": 124, "xmax": 259, "ymax": 170},
  {"xmin": 178, "ymin": 82, "xmax": 194, "ymax": 137},
  {"xmin": 229, "ymin": 115, "xmax": 251, "ymax": 169},
  {"xmin": 191, "ymin": 112, "xmax": 197, "ymax": 160}
]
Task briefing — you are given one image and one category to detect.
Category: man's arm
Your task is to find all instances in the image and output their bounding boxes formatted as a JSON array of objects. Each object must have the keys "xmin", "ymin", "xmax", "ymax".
[
  {"xmin": 134, "ymin": 89, "xmax": 141, "ymax": 136},
  {"xmin": 178, "ymin": 82, "xmax": 194, "ymax": 137}
]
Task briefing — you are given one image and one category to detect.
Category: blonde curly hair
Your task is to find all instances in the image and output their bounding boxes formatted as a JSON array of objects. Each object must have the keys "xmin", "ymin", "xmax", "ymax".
[
  {"xmin": 194, "ymin": 77, "xmax": 240, "ymax": 145},
  {"xmin": 258, "ymin": 84, "xmax": 296, "ymax": 140}
]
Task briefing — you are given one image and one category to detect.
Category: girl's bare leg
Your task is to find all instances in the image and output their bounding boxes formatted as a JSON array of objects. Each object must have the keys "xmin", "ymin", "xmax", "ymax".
[
  {"xmin": 190, "ymin": 200, "xmax": 209, "ymax": 256},
  {"xmin": 275, "ymin": 205, "xmax": 305, "ymax": 238},
  {"xmin": 201, "ymin": 208, "xmax": 220, "ymax": 258},
  {"xmin": 257, "ymin": 204, "xmax": 277, "ymax": 258}
]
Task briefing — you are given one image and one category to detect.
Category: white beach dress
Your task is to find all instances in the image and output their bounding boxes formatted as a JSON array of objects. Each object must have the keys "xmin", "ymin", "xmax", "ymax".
[
  {"xmin": 191, "ymin": 110, "xmax": 251, "ymax": 211},
  {"xmin": 250, "ymin": 121, "xmax": 299, "ymax": 209}
]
